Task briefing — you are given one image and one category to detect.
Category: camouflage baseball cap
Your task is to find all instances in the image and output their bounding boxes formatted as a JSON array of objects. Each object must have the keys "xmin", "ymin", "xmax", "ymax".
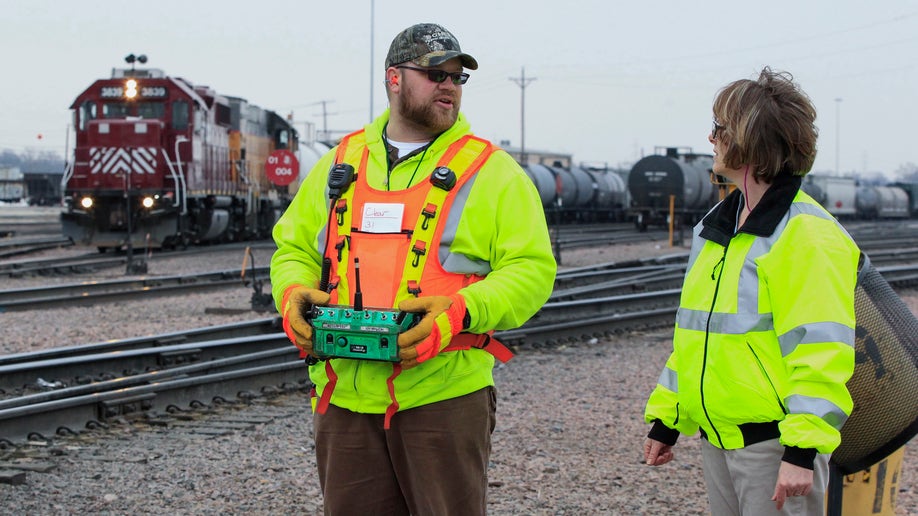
[{"xmin": 385, "ymin": 23, "xmax": 478, "ymax": 70}]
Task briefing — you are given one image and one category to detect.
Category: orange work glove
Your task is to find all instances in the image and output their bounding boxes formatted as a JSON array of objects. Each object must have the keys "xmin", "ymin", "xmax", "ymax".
[
  {"xmin": 281, "ymin": 285, "xmax": 331, "ymax": 356},
  {"xmin": 396, "ymin": 294, "xmax": 466, "ymax": 369}
]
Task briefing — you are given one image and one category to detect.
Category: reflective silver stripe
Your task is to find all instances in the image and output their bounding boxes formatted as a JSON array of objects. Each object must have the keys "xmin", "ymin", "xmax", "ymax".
[
  {"xmin": 676, "ymin": 308, "xmax": 708, "ymax": 331},
  {"xmin": 677, "ymin": 308, "xmax": 772, "ymax": 334},
  {"xmin": 778, "ymin": 321, "xmax": 855, "ymax": 356},
  {"xmin": 735, "ymin": 244, "xmax": 761, "ymax": 313},
  {"xmin": 657, "ymin": 366, "xmax": 678, "ymax": 392},
  {"xmin": 438, "ymin": 172, "xmax": 492, "ymax": 275},
  {"xmin": 685, "ymin": 218, "xmax": 710, "ymax": 272},
  {"xmin": 317, "ymin": 194, "xmax": 333, "ymax": 252},
  {"xmin": 735, "ymin": 209, "xmax": 787, "ymax": 312},
  {"xmin": 791, "ymin": 199, "xmax": 838, "ymax": 222},
  {"xmin": 318, "ymin": 224, "xmax": 328, "ymax": 255},
  {"xmin": 442, "ymin": 253, "xmax": 490, "ymax": 275},
  {"xmin": 786, "ymin": 394, "xmax": 849, "ymax": 430}
]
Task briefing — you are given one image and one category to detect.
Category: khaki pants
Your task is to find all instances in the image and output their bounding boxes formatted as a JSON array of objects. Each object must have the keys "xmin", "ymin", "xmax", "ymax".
[
  {"xmin": 313, "ymin": 386, "xmax": 496, "ymax": 516},
  {"xmin": 701, "ymin": 438, "xmax": 829, "ymax": 515}
]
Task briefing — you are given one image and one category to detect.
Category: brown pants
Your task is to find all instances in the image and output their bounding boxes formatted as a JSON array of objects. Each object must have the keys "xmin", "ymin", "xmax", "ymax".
[{"xmin": 313, "ymin": 387, "xmax": 496, "ymax": 516}]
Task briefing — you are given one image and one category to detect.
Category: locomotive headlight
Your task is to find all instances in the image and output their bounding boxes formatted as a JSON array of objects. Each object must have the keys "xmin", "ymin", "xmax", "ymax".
[
  {"xmin": 80, "ymin": 196, "xmax": 94, "ymax": 209},
  {"xmin": 125, "ymin": 79, "xmax": 138, "ymax": 99},
  {"xmin": 141, "ymin": 196, "xmax": 155, "ymax": 208}
]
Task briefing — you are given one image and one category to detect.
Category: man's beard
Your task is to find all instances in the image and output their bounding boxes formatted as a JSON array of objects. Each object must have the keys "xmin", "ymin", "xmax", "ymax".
[{"xmin": 398, "ymin": 85, "xmax": 460, "ymax": 134}]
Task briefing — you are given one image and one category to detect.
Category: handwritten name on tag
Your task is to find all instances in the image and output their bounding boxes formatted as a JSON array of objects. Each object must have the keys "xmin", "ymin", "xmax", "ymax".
[{"xmin": 361, "ymin": 203, "xmax": 404, "ymax": 233}]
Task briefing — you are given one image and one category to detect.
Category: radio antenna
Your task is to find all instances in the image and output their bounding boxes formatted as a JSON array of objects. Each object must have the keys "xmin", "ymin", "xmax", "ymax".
[{"xmin": 353, "ymin": 258, "xmax": 363, "ymax": 311}]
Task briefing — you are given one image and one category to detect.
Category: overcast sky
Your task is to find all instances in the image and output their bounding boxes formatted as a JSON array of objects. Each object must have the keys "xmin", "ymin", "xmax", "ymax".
[{"xmin": 1, "ymin": 1, "xmax": 915, "ymax": 176}]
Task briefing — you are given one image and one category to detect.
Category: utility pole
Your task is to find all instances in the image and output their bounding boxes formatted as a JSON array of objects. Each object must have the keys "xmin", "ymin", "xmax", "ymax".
[
  {"xmin": 835, "ymin": 98, "xmax": 843, "ymax": 176},
  {"xmin": 313, "ymin": 100, "xmax": 337, "ymax": 142},
  {"xmin": 509, "ymin": 67, "xmax": 536, "ymax": 165},
  {"xmin": 369, "ymin": 0, "xmax": 375, "ymax": 122}
]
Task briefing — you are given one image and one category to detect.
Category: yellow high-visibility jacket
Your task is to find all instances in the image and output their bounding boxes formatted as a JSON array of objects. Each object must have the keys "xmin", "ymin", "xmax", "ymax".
[
  {"xmin": 645, "ymin": 174, "xmax": 858, "ymax": 467},
  {"xmin": 271, "ymin": 110, "xmax": 556, "ymax": 415}
]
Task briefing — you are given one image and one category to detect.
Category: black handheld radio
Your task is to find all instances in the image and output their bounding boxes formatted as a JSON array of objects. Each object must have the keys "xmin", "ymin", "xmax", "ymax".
[{"xmin": 328, "ymin": 163, "xmax": 355, "ymax": 199}]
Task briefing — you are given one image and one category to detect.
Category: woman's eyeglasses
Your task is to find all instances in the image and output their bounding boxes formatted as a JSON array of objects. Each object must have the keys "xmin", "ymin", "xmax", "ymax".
[
  {"xmin": 712, "ymin": 121, "xmax": 725, "ymax": 140},
  {"xmin": 396, "ymin": 65, "xmax": 470, "ymax": 85}
]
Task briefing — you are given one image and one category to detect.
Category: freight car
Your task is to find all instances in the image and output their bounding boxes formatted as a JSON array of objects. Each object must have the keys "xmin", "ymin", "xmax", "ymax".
[
  {"xmin": 523, "ymin": 162, "xmax": 628, "ymax": 223},
  {"xmin": 855, "ymin": 185, "xmax": 910, "ymax": 219},
  {"xmin": 894, "ymin": 181, "xmax": 918, "ymax": 216},
  {"xmin": 626, "ymin": 147, "xmax": 721, "ymax": 230},
  {"xmin": 24, "ymin": 171, "xmax": 63, "ymax": 206},
  {"xmin": 801, "ymin": 174, "xmax": 857, "ymax": 218},
  {"xmin": 803, "ymin": 174, "xmax": 917, "ymax": 220},
  {"xmin": 0, "ymin": 166, "xmax": 25, "ymax": 203},
  {"xmin": 60, "ymin": 66, "xmax": 303, "ymax": 250}
]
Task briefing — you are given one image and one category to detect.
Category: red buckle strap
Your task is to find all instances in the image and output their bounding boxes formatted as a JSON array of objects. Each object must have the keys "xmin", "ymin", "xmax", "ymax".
[
  {"xmin": 381, "ymin": 334, "xmax": 511, "ymax": 429},
  {"xmin": 443, "ymin": 333, "xmax": 514, "ymax": 363},
  {"xmin": 335, "ymin": 199, "xmax": 348, "ymax": 225},
  {"xmin": 334, "ymin": 236, "xmax": 348, "ymax": 261},
  {"xmin": 315, "ymin": 360, "xmax": 338, "ymax": 415},
  {"xmin": 420, "ymin": 203, "xmax": 438, "ymax": 230},
  {"xmin": 410, "ymin": 241, "xmax": 427, "ymax": 267},
  {"xmin": 384, "ymin": 363, "xmax": 402, "ymax": 429}
]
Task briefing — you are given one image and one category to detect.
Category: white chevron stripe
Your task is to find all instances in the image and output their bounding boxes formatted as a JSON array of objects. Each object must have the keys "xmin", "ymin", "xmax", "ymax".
[{"xmin": 89, "ymin": 147, "xmax": 158, "ymax": 175}]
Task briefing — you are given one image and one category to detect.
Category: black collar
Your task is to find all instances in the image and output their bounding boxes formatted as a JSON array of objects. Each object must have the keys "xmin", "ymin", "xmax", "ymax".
[{"xmin": 699, "ymin": 174, "xmax": 803, "ymax": 246}]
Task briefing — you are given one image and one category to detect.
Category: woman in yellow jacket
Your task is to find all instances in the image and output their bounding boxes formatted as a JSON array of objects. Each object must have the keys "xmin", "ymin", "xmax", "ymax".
[{"xmin": 643, "ymin": 68, "xmax": 859, "ymax": 515}]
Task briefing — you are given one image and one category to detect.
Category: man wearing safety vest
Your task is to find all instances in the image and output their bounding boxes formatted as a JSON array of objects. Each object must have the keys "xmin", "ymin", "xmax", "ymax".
[
  {"xmin": 271, "ymin": 23, "xmax": 556, "ymax": 515},
  {"xmin": 642, "ymin": 68, "xmax": 859, "ymax": 515}
]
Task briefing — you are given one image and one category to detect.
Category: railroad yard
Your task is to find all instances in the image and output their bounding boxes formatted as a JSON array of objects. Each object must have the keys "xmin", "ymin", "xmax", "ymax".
[{"xmin": 1, "ymin": 205, "xmax": 916, "ymax": 514}]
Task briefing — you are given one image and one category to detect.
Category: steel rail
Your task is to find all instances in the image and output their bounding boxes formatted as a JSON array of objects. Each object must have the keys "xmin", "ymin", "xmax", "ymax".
[
  {"xmin": 0, "ymin": 333, "xmax": 289, "ymax": 394},
  {"xmin": 0, "ymin": 266, "xmax": 270, "ymax": 310},
  {"xmin": 0, "ymin": 253, "xmax": 126, "ymax": 276},
  {"xmin": 0, "ymin": 359, "xmax": 307, "ymax": 445}
]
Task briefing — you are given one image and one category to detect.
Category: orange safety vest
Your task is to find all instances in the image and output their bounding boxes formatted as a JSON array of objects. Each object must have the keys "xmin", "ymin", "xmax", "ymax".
[{"xmin": 314, "ymin": 129, "xmax": 513, "ymax": 426}]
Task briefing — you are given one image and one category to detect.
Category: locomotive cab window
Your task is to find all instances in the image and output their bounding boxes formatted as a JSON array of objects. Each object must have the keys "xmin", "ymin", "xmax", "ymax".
[
  {"xmin": 78, "ymin": 101, "xmax": 97, "ymax": 131},
  {"xmin": 215, "ymin": 103, "xmax": 231, "ymax": 127},
  {"xmin": 137, "ymin": 102, "xmax": 165, "ymax": 120},
  {"xmin": 102, "ymin": 102, "xmax": 130, "ymax": 119},
  {"xmin": 172, "ymin": 100, "xmax": 189, "ymax": 131},
  {"xmin": 276, "ymin": 129, "xmax": 290, "ymax": 150}
]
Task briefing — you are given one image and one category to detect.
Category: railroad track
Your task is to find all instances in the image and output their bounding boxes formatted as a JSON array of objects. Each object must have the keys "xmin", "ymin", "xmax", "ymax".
[
  {"xmin": 0, "ymin": 251, "xmax": 126, "ymax": 276},
  {"xmin": 0, "ymin": 240, "xmax": 277, "ymax": 277},
  {"xmin": 1, "ymin": 246, "xmax": 916, "ymax": 450},
  {"xmin": 552, "ymin": 223, "xmax": 672, "ymax": 250},
  {"xmin": 0, "ymin": 263, "xmax": 697, "ymax": 447},
  {"xmin": 0, "ymin": 267, "xmax": 270, "ymax": 311},
  {"xmin": 0, "ymin": 235, "xmax": 74, "ymax": 259},
  {"xmin": 0, "ymin": 242, "xmax": 910, "ymax": 317}
]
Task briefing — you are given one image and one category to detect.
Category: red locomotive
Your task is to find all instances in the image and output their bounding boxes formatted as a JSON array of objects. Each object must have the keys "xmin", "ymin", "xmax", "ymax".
[{"xmin": 61, "ymin": 64, "xmax": 299, "ymax": 250}]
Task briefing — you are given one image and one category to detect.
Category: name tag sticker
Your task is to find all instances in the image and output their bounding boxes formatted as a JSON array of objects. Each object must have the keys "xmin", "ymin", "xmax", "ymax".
[{"xmin": 361, "ymin": 203, "xmax": 404, "ymax": 233}]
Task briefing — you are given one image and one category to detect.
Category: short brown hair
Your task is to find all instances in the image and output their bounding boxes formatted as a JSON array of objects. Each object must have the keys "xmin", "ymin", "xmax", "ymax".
[{"xmin": 712, "ymin": 67, "xmax": 818, "ymax": 181}]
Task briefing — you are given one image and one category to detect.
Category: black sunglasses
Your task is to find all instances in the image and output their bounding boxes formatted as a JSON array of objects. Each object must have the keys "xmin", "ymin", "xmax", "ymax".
[
  {"xmin": 712, "ymin": 120, "xmax": 725, "ymax": 140},
  {"xmin": 396, "ymin": 65, "xmax": 470, "ymax": 85}
]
